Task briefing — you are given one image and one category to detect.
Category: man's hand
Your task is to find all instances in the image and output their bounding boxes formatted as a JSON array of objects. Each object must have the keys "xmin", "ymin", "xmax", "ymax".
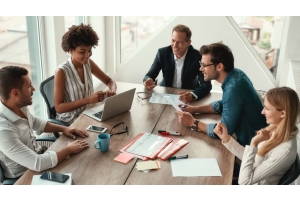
[
  {"xmin": 176, "ymin": 111, "xmax": 195, "ymax": 127},
  {"xmin": 63, "ymin": 127, "xmax": 89, "ymax": 139},
  {"xmin": 143, "ymin": 78, "xmax": 156, "ymax": 90},
  {"xmin": 67, "ymin": 140, "xmax": 89, "ymax": 154},
  {"xmin": 178, "ymin": 104, "xmax": 198, "ymax": 114},
  {"xmin": 213, "ymin": 122, "xmax": 231, "ymax": 143},
  {"xmin": 179, "ymin": 91, "xmax": 194, "ymax": 103}
]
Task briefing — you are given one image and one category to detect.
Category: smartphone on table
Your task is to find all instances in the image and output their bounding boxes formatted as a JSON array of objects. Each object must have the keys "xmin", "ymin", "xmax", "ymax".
[
  {"xmin": 40, "ymin": 171, "xmax": 69, "ymax": 183},
  {"xmin": 86, "ymin": 125, "xmax": 107, "ymax": 133}
]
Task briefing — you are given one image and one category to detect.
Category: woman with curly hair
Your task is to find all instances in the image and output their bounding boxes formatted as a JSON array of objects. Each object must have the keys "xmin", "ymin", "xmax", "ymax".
[
  {"xmin": 54, "ymin": 23, "xmax": 117, "ymax": 123},
  {"xmin": 214, "ymin": 87, "xmax": 299, "ymax": 185}
]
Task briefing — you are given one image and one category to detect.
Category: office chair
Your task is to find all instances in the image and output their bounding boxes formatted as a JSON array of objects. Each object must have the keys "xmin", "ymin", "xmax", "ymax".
[
  {"xmin": 40, "ymin": 75, "xmax": 70, "ymax": 138},
  {"xmin": 0, "ymin": 136, "xmax": 56, "ymax": 185},
  {"xmin": 256, "ymin": 90, "xmax": 266, "ymax": 105},
  {"xmin": 278, "ymin": 153, "xmax": 300, "ymax": 185}
]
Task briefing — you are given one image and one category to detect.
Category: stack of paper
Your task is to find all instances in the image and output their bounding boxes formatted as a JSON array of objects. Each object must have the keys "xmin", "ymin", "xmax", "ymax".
[
  {"xmin": 136, "ymin": 160, "xmax": 161, "ymax": 173},
  {"xmin": 118, "ymin": 132, "xmax": 173, "ymax": 160}
]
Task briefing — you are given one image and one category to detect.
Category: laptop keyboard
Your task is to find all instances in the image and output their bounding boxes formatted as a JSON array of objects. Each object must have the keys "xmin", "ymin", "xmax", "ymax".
[{"xmin": 93, "ymin": 111, "xmax": 103, "ymax": 119}]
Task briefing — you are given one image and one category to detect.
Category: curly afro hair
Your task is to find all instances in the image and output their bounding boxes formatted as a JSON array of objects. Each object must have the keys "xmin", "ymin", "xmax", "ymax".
[{"xmin": 61, "ymin": 23, "xmax": 99, "ymax": 52}]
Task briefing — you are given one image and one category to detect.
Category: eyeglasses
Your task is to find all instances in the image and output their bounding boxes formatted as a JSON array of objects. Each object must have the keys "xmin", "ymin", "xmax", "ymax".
[
  {"xmin": 136, "ymin": 92, "xmax": 152, "ymax": 100},
  {"xmin": 199, "ymin": 61, "xmax": 215, "ymax": 68},
  {"xmin": 109, "ymin": 122, "xmax": 128, "ymax": 136}
]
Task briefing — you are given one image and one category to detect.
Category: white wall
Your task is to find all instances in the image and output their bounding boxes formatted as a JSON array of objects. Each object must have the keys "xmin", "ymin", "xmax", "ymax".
[{"xmin": 110, "ymin": 16, "xmax": 276, "ymax": 92}]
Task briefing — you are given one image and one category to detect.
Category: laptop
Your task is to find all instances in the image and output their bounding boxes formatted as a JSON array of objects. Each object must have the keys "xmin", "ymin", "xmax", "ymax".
[{"xmin": 83, "ymin": 88, "xmax": 136, "ymax": 121}]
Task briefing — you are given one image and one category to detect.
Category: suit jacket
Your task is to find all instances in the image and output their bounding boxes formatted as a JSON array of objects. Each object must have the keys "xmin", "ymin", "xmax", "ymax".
[{"xmin": 143, "ymin": 45, "xmax": 212, "ymax": 99}]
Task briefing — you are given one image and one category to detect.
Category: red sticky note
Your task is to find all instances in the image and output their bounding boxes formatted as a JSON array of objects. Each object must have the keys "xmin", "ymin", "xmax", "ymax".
[{"xmin": 114, "ymin": 152, "xmax": 134, "ymax": 164}]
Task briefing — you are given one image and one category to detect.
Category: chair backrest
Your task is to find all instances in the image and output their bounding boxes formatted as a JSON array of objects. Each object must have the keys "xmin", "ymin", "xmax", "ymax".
[
  {"xmin": 40, "ymin": 75, "xmax": 56, "ymax": 119},
  {"xmin": 0, "ymin": 162, "xmax": 5, "ymax": 183},
  {"xmin": 256, "ymin": 90, "xmax": 266, "ymax": 105},
  {"xmin": 278, "ymin": 153, "xmax": 300, "ymax": 185}
]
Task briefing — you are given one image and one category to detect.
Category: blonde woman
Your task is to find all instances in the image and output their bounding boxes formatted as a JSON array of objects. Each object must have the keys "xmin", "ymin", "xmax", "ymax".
[{"xmin": 214, "ymin": 87, "xmax": 299, "ymax": 185}]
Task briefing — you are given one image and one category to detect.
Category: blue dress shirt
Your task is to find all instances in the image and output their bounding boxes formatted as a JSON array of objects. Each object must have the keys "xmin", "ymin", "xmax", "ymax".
[{"xmin": 206, "ymin": 68, "xmax": 267, "ymax": 146}]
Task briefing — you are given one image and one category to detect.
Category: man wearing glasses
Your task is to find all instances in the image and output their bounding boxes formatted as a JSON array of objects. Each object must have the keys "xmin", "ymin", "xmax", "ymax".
[
  {"xmin": 143, "ymin": 24, "xmax": 212, "ymax": 103},
  {"xmin": 177, "ymin": 42, "xmax": 267, "ymax": 147}
]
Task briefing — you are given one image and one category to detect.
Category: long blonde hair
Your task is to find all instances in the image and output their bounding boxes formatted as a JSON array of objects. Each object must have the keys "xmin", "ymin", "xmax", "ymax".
[{"xmin": 258, "ymin": 87, "xmax": 299, "ymax": 156}]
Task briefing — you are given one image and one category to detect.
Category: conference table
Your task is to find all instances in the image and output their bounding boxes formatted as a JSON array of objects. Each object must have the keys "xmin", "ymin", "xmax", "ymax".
[{"xmin": 14, "ymin": 82, "xmax": 234, "ymax": 185}]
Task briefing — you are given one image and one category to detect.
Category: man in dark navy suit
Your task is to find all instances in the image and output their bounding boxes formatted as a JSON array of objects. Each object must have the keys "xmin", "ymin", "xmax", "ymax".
[{"xmin": 143, "ymin": 24, "xmax": 212, "ymax": 103}]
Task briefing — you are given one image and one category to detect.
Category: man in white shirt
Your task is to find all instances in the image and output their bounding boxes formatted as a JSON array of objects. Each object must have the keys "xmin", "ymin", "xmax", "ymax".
[
  {"xmin": 0, "ymin": 66, "xmax": 89, "ymax": 179},
  {"xmin": 143, "ymin": 24, "xmax": 212, "ymax": 103}
]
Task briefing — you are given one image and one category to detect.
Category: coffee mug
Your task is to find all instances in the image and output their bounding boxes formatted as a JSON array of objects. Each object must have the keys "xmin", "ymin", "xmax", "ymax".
[{"xmin": 94, "ymin": 133, "xmax": 110, "ymax": 152}]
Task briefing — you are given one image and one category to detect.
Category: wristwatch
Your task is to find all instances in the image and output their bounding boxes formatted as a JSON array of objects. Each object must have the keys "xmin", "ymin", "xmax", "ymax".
[{"xmin": 191, "ymin": 119, "xmax": 200, "ymax": 131}]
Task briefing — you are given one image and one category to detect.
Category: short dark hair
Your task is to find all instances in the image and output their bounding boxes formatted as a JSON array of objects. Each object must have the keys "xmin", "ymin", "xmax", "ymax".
[
  {"xmin": 0, "ymin": 66, "xmax": 28, "ymax": 100},
  {"xmin": 199, "ymin": 42, "xmax": 234, "ymax": 72},
  {"xmin": 172, "ymin": 24, "xmax": 192, "ymax": 41},
  {"xmin": 61, "ymin": 23, "xmax": 99, "ymax": 52}
]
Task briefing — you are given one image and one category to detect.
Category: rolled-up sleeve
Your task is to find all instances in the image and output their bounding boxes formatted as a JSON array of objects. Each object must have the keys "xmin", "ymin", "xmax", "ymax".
[
  {"xmin": 0, "ymin": 125, "xmax": 58, "ymax": 173},
  {"xmin": 206, "ymin": 100, "xmax": 223, "ymax": 138}
]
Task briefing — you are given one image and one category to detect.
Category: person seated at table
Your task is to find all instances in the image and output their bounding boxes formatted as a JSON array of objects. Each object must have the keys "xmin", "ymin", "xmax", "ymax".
[
  {"xmin": 214, "ymin": 87, "xmax": 299, "ymax": 185},
  {"xmin": 177, "ymin": 42, "xmax": 267, "ymax": 147},
  {"xmin": 0, "ymin": 66, "xmax": 89, "ymax": 179},
  {"xmin": 54, "ymin": 23, "xmax": 117, "ymax": 124},
  {"xmin": 143, "ymin": 24, "xmax": 212, "ymax": 103}
]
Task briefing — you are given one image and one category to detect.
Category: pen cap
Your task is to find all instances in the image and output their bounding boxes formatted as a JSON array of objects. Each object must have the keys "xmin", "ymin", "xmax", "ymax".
[{"xmin": 158, "ymin": 130, "xmax": 165, "ymax": 134}]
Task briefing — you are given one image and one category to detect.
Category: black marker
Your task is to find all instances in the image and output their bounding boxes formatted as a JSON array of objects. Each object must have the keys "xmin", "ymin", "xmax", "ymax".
[{"xmin": 168, "ymin": 154, "xmax": 188, "ymax": 161}]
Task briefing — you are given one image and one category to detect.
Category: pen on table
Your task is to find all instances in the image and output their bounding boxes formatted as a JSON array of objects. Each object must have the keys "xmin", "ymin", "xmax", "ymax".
[
  {"xmin": 158, "ymin": 130, "xmax": 181, "ymax": 136},
  {"xmin": 168, "ymin": 154, "xmax": 188, "ymax": 161}
]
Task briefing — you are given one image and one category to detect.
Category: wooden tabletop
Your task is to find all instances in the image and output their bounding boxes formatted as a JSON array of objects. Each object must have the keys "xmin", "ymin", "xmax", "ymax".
[{"xmin": 14, "ymin": 82, "xmax": 234, "ymax": 185}]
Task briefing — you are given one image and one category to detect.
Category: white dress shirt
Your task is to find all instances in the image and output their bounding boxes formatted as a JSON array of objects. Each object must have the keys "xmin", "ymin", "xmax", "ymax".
[
  {"xmin": 172, "ymin": 49, "xmax": 198, "ymax": 99},
  {"xmin": 0, "ymin": 101, "xmax": 58, "ymax": 178}
]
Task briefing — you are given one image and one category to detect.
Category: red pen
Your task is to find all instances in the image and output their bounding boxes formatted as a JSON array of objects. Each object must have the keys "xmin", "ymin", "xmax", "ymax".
[{"xmin": 158, "ymin": 131, "xmax": 181, "ymax": 136}]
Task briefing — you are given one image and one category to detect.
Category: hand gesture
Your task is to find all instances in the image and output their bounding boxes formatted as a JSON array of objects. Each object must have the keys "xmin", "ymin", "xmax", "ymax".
[
  {"xmin": 143, "ymin": 78, "xmax": 156, "ymax": 90},
  {"xmin": 88, "ymin": 91, "xmax": 106, "ymax": 104},
  {"xmin": 178, "ymin": 103, "xmax": 198, "ymax": 114},
  {"xmin": 176, "ymin": 111, "xmax": 195, "ymax": 127},
  {"xmin": 251, "ymin": 129, "xmax": 271, "ymax": 147},
  {"xmin": 63, "ymin": 127, "xmax": 89, "ymax": 139},
  {"xmin": 179, "ymin": 91, "xmax": 194, "ymax": 103},
  {"xmin": 106, "ymin": 90, "xmax": 116, "ymax": 97},
  {"xmin": 67, "ymin": 140, "xmax": 89, "ymax": 154},
  {"xmin": 213, "ymin": 122, "xmax": 231, "ymax": 143}
]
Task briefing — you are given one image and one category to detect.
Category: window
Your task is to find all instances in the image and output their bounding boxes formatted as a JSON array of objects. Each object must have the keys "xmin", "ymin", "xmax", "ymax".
[
  {"xmin": 120, "ymin": 16, "xmax": 170, "ymax": 62},
  {"xmin": 0, "ymin": 16, "xmax": 45, "ymax": 118},
  {"xmin": 232, "ymin": 16, "xmax": 285, "ymax": 78}
]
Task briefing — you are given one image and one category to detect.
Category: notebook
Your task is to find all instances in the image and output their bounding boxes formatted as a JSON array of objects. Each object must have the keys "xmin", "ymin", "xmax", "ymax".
[
  {"xmin": 83, "ymin": 88, "xmax": 136, "ymax": 121},
  {"xmin": 114, "ymin": 152, "xmax": 134, "ymax": 164}
]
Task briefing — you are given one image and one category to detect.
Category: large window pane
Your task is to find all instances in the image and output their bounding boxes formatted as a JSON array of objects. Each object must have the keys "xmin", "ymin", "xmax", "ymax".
[
  {"xmin": 120, "ymin": 16, "xmax": 170, "ymax": 62},
  {"xmin": 232, "ymin": 16, "xmax": 285, "ymax": 78},
  {"xmin": 0, "ymin": 16, "xmax": 45, "ymax": 119}
]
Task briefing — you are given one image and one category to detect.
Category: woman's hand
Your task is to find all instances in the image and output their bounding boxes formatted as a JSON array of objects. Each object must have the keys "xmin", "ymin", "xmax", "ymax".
[
  {"xmin": 67, "ymin": 140, "xmax": 89, "ymax": 154},
  {"xmin": 250, "ymin": 129, "xmax": 271, "ymax": 147},
  {"xmin": 88, "ymin": 91, "xmax": 106, "ymax": 104},
  {"xmin": 213, "ymin": 122, "xmax": 231, "ymax": 143}
]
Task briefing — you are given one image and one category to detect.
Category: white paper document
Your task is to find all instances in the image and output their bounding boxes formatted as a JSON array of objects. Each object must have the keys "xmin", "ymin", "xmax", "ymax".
[
  {"xmin": 149, "ymin": 93, "xmax": 184, "ymax": 105},
  {"xmin": 126, "ymin": 132, "xmax": 168, "ymax": 157},
  {"xmin": 31, "ymin": 173, "xmax": 72, "ymax": 185},
  {"xmin": 171, "ymin": 158, "xmax": 222, "ymax": 177},
  {"xmin": 164, "ymin": 96, "xmax": 181, "ymax": 111}
]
